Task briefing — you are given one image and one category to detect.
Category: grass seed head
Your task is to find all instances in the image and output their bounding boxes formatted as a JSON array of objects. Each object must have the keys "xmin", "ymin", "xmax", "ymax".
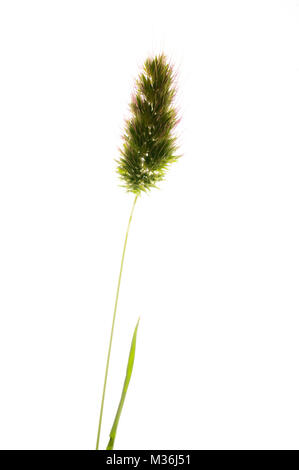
[{"xmin": 117, "ymin": 54, "xmax": 181, "ymax": 194}]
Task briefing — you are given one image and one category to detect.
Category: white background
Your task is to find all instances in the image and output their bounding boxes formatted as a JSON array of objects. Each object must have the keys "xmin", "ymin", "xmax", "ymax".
[{"xmin": 0, "ymin": 0, "xmax": 298, "ymax": 450}]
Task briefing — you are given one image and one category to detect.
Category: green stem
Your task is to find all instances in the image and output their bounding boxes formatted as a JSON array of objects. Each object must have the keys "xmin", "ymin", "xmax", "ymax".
[{"xmin": 96, "ymin": 194, "xmax": 138, "ymax": 450}]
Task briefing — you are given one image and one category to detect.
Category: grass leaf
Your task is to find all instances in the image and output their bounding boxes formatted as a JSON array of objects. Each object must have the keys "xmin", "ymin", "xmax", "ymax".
[{"xmin": 106, "ymin": 318, "xmax": 140, "ymax": 450}]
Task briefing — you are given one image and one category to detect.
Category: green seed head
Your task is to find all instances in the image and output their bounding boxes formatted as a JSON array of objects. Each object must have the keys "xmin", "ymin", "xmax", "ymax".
[{"xmin": 117, "ymin": 54, "xmax": 181, "ymax": 194}]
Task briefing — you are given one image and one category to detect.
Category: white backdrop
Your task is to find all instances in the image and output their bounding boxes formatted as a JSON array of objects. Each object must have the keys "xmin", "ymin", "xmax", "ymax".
[{"xmin": 0, "ymin": 0, "xmax": 298, "ymax": 450}]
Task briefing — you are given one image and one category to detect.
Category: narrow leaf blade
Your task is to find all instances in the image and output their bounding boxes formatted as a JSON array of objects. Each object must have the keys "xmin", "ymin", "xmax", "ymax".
[{"xmin": 106, "ymin": 318, "xmax": 140, "ymax": 450}]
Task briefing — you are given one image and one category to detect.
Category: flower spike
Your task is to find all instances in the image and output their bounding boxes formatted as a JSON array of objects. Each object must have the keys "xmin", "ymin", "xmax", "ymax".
[{"xmin": 117, "ymin": 54, "xmax": 180, "ymax": 194}]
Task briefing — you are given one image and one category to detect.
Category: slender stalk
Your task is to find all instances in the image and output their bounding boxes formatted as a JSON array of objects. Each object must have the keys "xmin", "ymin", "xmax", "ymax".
[{"xmin": 96, "ymin": 194, "xmax": 138, "ymax": 450}]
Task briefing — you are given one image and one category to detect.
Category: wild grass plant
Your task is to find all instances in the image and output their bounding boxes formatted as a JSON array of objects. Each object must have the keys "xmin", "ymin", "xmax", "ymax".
[{"xmin": 96, "ymin": 54, "xmax": 181, "ymax": 450}]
